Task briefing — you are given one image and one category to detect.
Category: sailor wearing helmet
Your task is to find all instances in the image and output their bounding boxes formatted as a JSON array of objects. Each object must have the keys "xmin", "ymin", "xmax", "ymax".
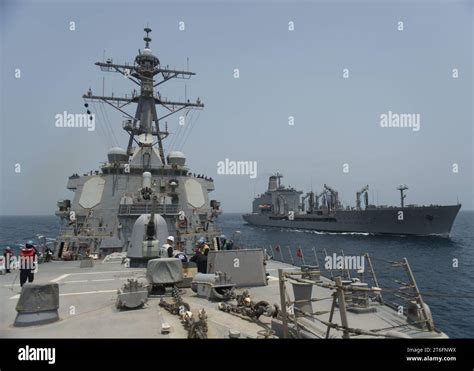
[{"xmin": 161, "ymin": 236, "xmax": 175, "ymax": 258}]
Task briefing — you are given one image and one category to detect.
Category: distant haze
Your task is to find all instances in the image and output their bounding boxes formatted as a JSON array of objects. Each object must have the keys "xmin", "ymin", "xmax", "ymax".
[{"xmin": 1, "ymin": 0, "xmax": 472, "ymax": 215}]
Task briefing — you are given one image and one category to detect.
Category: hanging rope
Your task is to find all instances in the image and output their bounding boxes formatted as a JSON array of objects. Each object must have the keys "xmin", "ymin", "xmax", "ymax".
[
  {"xmin": 98, "ymin": 101, "xmax": 118, "ymax": 146},
  {"xmin": 179, "ymin": 110, "xmax": 201, "ymax": 151},
  {"xmin": 175, "ymin": 109, "xmax": 196, "ymax": 151},
  {"xmin": 101, "ymin": 101, "xmax": 119, "ymax": 146},
  {"xmin": 91, "ymin": 101, "xmax": 112, "ymax": 148}
]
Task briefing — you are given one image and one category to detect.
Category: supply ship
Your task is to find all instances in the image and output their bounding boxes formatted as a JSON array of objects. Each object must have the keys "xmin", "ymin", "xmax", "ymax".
[{"xmin": 243, "ymin": 173, "xmax": 461, "ymax": 237}]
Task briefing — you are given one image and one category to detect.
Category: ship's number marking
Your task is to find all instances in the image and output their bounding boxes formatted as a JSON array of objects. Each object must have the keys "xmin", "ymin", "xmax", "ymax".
[
  {"xmin": 289, "ymin": 211, "xmax": 294, "ymax": 221},
  {"xmin": 398, "ymin": 305, "xmax": 404, "ymax": 316},
  {"xmin": 397, "ymin": 211, "xmax": 404, "ymax": 221},
  {"xmin": 178, "ymin": 211, "xmax": 185, "ymax": 221},
  {"xmin": 233, "ymin": 258, "xmax": 240, "ymax": 268},
  {"xmin": 69, "ymin": 211, "xmax": 76, "ymax": 221}
]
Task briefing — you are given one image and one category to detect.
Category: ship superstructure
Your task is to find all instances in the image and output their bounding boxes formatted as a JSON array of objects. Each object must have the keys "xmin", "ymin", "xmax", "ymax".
[{"xmin": 55, "ymin": 28, "xmax": 221, "ymax": 259}]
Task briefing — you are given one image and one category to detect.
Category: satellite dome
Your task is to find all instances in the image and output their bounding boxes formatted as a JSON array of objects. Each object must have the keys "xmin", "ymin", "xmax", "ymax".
[
  {"xmin": 167, "ymin": 151, "xmax": 186, "ymax": 166},
  {"xmin": 107, "ymin": 147, "xmax": 128, "ymax": 163},
  {"xmin": 142, "ymin": 48, "xmax": 152, "ymax": 55}
]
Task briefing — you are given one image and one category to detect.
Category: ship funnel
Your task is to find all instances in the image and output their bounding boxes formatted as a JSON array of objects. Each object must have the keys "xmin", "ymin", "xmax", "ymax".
[
  {"xmin": 268, "ymin": 176, "xmax": 278, "ymax": 191},
  {"xmin": 142, "ymin": 172, "xmax": 152, "ymax": 189}
]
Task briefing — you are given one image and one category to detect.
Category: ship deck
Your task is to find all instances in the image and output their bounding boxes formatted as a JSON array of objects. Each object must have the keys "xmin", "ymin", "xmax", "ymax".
[{"xmin": 0, "ymin": 259, "xmax": 447, "ymax": 339}]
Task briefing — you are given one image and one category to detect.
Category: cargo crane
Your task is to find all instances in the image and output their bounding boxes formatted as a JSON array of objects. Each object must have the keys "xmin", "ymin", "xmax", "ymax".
[
  {"xmin": 323, "ymin": 184, "xmax": 340, "ymax": 211},
  {"xmin": 301, "ymin": 191, "xmax": 315, "ymax": 213},
  {"xmin": 314, "ymin": 192, "xmax": 322, "ymax": 210},
  {"xmin": 356, "ymin": 185, "xmax": 369, "ymax": 210}
]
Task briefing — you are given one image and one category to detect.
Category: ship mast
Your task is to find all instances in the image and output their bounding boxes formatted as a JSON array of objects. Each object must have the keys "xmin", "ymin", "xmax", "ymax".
[
  {"xmin": 82, "ymin": 27, "xmax": 204, "ymax": 164},
  {"xmin": 397, "ymin": 185, "xmax": 408, "ymax": 208}
]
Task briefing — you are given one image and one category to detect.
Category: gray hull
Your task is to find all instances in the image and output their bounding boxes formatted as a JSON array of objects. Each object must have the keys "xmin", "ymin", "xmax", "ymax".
[{"xmin": 243, "ymin": 205, "xmax": 461, "ymax": 237}]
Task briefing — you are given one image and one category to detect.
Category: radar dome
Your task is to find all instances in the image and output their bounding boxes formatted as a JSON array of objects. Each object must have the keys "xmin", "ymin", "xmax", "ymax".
[
  {"xmin": 167, "ymin": 151, "xmax": 186, "ymax": 166},
  {"xmin": 107, "ymin": 147, "xmax": 128, "ymax": 163}
]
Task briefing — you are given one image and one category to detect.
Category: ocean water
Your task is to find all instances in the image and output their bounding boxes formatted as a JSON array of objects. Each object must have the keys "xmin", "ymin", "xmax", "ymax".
[{"xmin": 1, "ymin": 211, "xmax": 473, "ymax": 338}]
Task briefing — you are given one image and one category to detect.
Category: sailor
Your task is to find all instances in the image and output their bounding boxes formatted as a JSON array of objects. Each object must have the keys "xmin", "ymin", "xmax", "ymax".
[
  {"xmin": 219, "ymin": 234, "xmax": 233, "ymax": 250},
  {"xmin": 19, "ymin": 241, "xmax": 37, "ymax": 287},
  {"xmin": 190, "ymin": 240, "xmax": 209, "ymax": 274},
  {"xmin": 172, "ymin": 242, "xmax": 188, "ymax": 263},
  {"xmin": 161, "ymin": 236, "xmax": 175, "ymax": 258},
  {"xmin": 44, "ymin": 246, "xmax": 54, "ymax": 262},
  {"xmin": 196, "ymin": 237, "xmax": 210, "ymax": 255},
  {"xmin": 3, "ymin": 246, "xmax": 12, "ymax": 273}
]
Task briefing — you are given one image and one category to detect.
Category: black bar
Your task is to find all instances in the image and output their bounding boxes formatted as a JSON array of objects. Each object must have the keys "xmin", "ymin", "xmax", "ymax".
[{"xmin": 1, "ymin": 339, "xmax": 473, "ymax": 368}]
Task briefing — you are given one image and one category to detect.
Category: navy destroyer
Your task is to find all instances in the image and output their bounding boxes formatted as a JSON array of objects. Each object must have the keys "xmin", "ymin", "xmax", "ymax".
[
  {"xmin": 54, "ymin": 28, "xmax": 221, "ymax": 264},
  {"xmin": 243, "ymin": 174, "xmax": 461, "ymax": 237}
]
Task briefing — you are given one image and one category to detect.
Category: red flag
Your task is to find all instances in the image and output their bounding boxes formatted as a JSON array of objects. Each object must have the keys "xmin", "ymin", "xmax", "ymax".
[{"xmin": 296, "ymin": 248, "xmax": 303, "ymax": 258}]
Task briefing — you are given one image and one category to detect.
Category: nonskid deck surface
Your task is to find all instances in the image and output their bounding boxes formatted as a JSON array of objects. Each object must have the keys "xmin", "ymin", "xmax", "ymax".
[{"xmin": 0, "ymin": 260, "xmax": 446, "ymax": 339}]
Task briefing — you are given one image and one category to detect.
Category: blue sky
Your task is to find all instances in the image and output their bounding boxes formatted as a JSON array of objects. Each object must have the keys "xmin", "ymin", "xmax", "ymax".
[{"xmin": 1, "ymin": 0, "xmax": 472, "ymax": 214}]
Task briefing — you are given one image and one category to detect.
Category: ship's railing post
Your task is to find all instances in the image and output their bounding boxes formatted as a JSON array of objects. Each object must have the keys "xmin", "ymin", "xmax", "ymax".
[
  {"xmin": 334, "ymin": 276, "xmax": 350, "ymax": 339},
  {"xmin": 298, "ymin": 246, "xmax": 306, "ymax": 266},
  {"xmin": 402, "ymin": 258, "xmax": 433, "ymax": 331},
  {"xmin": 312, "ymin": 247, "xmax": 320, "ymax": 269},
  {"xmin": 325, "ymin": 292, "xmax": 337, "ymax": 339},
  {"xmin": 323, "ymin": 248, "xmax": 334, "ymax": 279},
  {"xmin": 365, "ymin": 253, "xmax": 383, "ymax": 303},
  {"xmin": 287, "ymin": 246, "xmax": 294, "ymax": 265},
  {"xmin": 340, "ymin": 249, "xmax": 351, "ymax": 279},
  {"xmin": 269, "ymin": 245, "xmax": 275, "ymax": 260},
  {"xmin": 278, "ymin": 269, "xmax": 289, "ymax": 338}
]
